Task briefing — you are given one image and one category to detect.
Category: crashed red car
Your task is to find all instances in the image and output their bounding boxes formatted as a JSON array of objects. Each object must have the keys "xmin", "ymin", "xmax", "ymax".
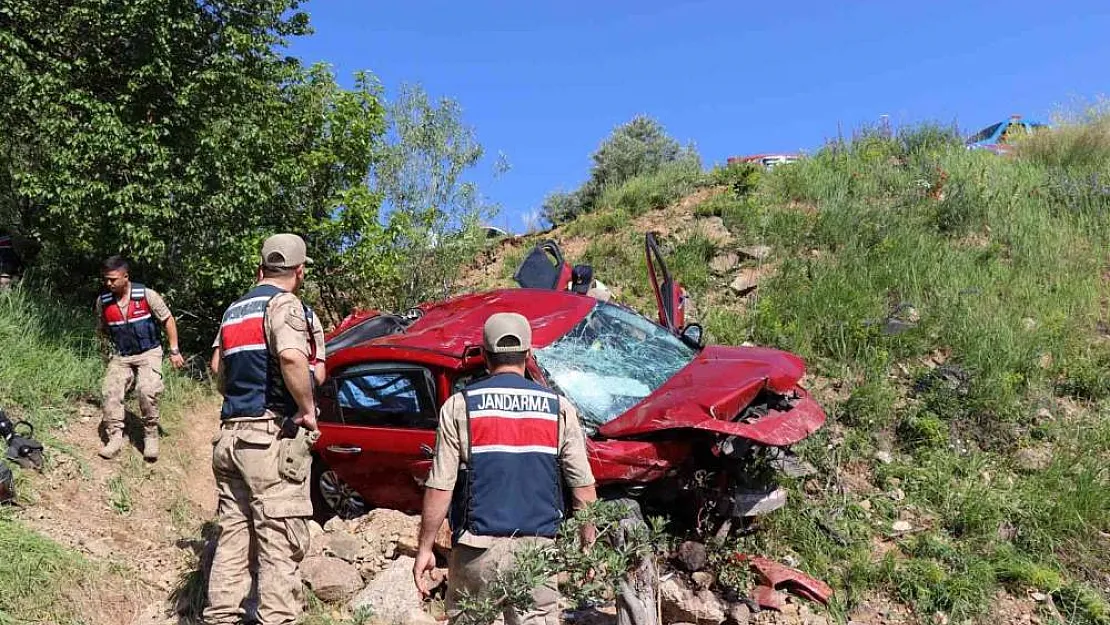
[{"xmin": 311, "ymin": 234, "xmax": 826, "ymax": 532}]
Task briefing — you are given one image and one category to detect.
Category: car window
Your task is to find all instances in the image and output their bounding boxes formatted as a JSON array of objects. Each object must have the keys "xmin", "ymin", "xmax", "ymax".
[
  {"xmin": 336, "ymin": 368, "xmax": 437, "ymax": 429},
  {"xmin": 967, "ymin": 122, "xmax": 1003, "ymax": 144},
  {"xmin": 534, "ymin": 301, "xmax": 697, "ymax": 431}
]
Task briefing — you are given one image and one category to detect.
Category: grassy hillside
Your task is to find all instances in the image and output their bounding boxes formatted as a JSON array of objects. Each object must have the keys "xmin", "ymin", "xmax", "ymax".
[{"xmin": 474, "ymin": 117, "xmax": 1110, "ymax": 622}]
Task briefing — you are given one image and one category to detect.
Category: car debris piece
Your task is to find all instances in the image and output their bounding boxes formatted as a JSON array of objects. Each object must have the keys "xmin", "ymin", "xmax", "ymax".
[
  {"xmin": 751, "ymin": 586, "xmax": 787, "ymax": 611},
  {"xmin": 767, "ymin": 448, "xmax": 816, "ymax": 478},
  {"xmin": 732, "ymin": 556, "xmax": 833, "ymax": 606},
  {"xmin": 726, "ymin": 487, "xmax": 788, "ymax": 517}
]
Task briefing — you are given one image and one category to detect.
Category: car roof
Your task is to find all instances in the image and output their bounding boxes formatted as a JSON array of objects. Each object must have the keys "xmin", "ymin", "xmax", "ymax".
[{"xmin": 346, "ymin": 288, "xmax": 598, "ymax": 359}]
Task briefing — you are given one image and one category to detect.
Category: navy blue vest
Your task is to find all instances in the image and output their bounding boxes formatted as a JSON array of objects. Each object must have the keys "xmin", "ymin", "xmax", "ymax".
[
  {"xmin": 99, "ymin": 283, "xmax": 161, "ymax": 356},
  {"xmin": 218, "ymin": 285, "xmax": 304, "ymax": 420},
  {"xmin": 451, "ymin": 372, "xmax": 564, "ymax": 541}
]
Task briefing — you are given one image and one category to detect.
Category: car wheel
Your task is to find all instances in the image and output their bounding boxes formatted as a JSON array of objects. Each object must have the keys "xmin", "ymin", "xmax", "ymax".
[{"xmin": 311, "ymin": 457, "xmax": 369, "ymax": 522}]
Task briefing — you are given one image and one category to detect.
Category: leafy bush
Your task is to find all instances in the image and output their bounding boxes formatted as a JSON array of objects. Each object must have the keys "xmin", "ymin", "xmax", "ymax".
[{"xmin": 708, "ymin": 161, "xmax": 762, "ymax": 197}]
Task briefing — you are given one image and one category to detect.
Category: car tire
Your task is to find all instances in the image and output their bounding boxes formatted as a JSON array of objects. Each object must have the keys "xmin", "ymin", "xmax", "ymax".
[{"xmin": 310, "ymin": 455, "xmax": 369, "ymax": 524}]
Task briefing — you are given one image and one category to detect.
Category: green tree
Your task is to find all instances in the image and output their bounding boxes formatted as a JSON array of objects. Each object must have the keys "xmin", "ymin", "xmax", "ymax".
[
  {"xmin": 370, "ymin": 84, "xmax": 500, "ymax": 311},
  {"xmin": 543, "ymin": 115, "xmax": 697, "ymax": 224},
  {"xmin": 0, "ymin": 0, "xmax": 390, "ymax": 343}
]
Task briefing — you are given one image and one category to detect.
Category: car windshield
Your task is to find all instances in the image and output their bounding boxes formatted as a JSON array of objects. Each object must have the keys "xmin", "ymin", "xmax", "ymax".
[{"xmin": 534, "ymin": 301, "xmax": 697, "ymax": 431}]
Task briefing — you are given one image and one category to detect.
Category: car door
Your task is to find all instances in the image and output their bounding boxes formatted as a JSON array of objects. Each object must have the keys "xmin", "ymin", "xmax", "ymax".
[
  {"xmin": 513, "ymin": 240, "xmax": 573, "ymax": 290},
  {"xmin": 645, "ymin": 231, "xmax": 686, "ymax": 332},
  {"xmin": 316, "ymin": 363, "xmax": 439, "ymax": 513}
]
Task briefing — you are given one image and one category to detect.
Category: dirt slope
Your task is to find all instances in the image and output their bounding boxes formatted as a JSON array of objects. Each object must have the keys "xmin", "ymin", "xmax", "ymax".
[{"xmin": 16, "ymin": 398, "xmax": 219, "ymax": 625}]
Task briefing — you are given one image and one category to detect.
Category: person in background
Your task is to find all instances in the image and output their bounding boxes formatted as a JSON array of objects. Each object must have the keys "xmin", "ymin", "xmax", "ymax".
[
  {"xmin": 97, "ymin": 256, "xmax": 185, "ymax": 461},
  {"xmin": 413, "ymin": 312, "xmax": 597, "ymax": 625},
  {"xmin": 569, "ymin": 264, "xmax": 612, "ymax": 302}
]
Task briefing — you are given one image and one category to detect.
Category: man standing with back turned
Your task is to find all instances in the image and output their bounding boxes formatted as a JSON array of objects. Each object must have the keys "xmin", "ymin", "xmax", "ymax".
[
  {"xmin": 204, "ymin": 234, "xmax": 320, "ymax": 625},
  {"xmin": 97, "ymin": 255, "xmax": 186, "ymax": 461},
  {"xmin": 414, "ymin": 312, "xmax": 598, "ymax": 625}
]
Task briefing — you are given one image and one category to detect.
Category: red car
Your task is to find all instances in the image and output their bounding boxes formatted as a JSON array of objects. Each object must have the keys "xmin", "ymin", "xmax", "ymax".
[{"xmin": 311, "ymin": 235, "xmax": 826, "ymax": 531}]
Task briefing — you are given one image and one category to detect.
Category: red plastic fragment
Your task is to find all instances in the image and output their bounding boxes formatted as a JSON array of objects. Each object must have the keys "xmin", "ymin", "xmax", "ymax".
[
  {"xmin": 752, "ymin": 585, "xmax": 787, "ymax": 611},
  {"xmin": 747, "ymin": 556, "xmax": 833, "ymax": 605}
]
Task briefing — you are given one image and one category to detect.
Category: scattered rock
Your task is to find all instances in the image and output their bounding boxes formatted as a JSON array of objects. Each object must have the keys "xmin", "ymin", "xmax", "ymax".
[
  {"xmin": 700, "ymin": 217, "xmax": 733, "ymax": 245},
  {"xmin": 1038, "ymin": 353, "xmax": 1054, "ymax": 370},
  {"xmin": 323, "ymin": 529, "xmax": 365, "ymax": 563},
  {"xmin": 1031, "ymin": 592, "xmax": 1048, "ymax": 602},
  {"xmin": 351, "ymin": 508, "xmax": 420, "ymax": 556},
  {"xmin": 738, "ymin": 245, "xmax": 772, "ymax": 261},
  {"xmin": 307, "ymin": 520, "xmax": 326, "ymax": 556},
  {"xmin": 881, "ymin": 318, "xmax": 917, "ymax": 335},
  {"xmin": 692, "ymin": 571, "xmax": 715, "ymax": 590},
  {"xmin": 729, "ymin": 267, "xmax": 763, "ymax": 295},
  {"xmin": 300, "ymin": 555, "xmax": 365, "ymax": 603},
  {"xmin": 726, "ymin": 602, "xmax": 751, "ymax": 625},
  {"xmin": 1021, "ymin": 317, "xmax": 1037, "ymax": 331},
  {"xmin": 675, "ymin": 541, "xmax": 709, "ymax": 572},
  {"xmin": 889, "ymin": 488, "xmax": 906, "ymax": 502},
  {"xmin": 1014, "ymin": 446, "xmax": 1052, "ymax": 473},
  {"xmin": 323, "ymin": 516, "xmax": 349, "ymax": 533},
  {"xmin": 859, "ymin": 499, "xmax": 872, "ymax": 512},
  {"xmin": 660, "ymin": 576, "xmax": 726, "ymax": 625},
  {"xmin": 892, "ymin": 521, "xmax": 912, "ymax": 533},
  {"xmin": 710, "ymin": 252, "xmax": 740, "ymax": 274},
  {"xmin": 349, "ymin": 556, "xmax": 424, "ymax": 623},
  {"xmin": 402, "ymin": 607, "xmax": 438, "ymax": 625},
  {"xmin": 1034, "ymin": 407, "xmax": 1053, "ymax": 421},
  {"xmin": 874, "ymin": 451, "xmax": 893, "ymax": 465}
]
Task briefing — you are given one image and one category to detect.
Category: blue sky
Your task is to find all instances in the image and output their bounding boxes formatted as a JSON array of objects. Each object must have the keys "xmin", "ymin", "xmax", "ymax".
[{"xmin": 289, "ymin": 1, "xmax": 1110, "ymax": 232}]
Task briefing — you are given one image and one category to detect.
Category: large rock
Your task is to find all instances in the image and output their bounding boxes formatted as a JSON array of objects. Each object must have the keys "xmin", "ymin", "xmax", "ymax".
[
  {"xmin": 323, "ymin": 529, "xmax": 366, "ymax": 563},
  {"xmin": 350, "ymin": 508, "xmax": 420, "ymax": 558},
  {"xmin": 1014, "ymin": 446, "xmax": 1052, "ymax": 473},
  {"xmin": 675, "ymin": 541, "xmax": 708, "ymax": 572},
  {"xmin": 301, "ymin": 555, "xmax": 365, "ymax": 603},
  {"xmin": 710, "ymin": 253, "xmax": 740, "ymax": 275},
  {"xmin": 349, "ymin": 555, "xmax": 424, "ymax": 624},
  {"xmin": 660, "ymin": 577, "xmax": 725, "ymax": 625}
]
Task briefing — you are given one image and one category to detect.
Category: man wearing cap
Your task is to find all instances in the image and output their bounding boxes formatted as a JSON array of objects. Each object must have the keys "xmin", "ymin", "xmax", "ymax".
[
  {"xmin": 204, "ymin": 234, "xmax": 321, "ymax": 625},
  {"xmin": 569, "ymin": 264, "xmax": 612, "ymax": 302},
  {"xmin": 96, "ymin": 255, "xmax": 186, "ymax": 461},
  {"xmin": 413, "ymin": 312, "xmax": 598, "ymax": 625}
]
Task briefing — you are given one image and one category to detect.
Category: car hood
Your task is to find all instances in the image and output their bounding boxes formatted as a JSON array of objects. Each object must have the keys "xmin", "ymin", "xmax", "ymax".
[{"xmin": 596, "ymin": 345, "xmax": 825, "ymax": 446}]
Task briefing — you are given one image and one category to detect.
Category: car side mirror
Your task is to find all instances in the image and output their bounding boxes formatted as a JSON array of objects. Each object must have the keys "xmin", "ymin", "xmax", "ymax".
[{"xmin": 680, "ymin": 323, "xmax": 704, "ymax": 348}]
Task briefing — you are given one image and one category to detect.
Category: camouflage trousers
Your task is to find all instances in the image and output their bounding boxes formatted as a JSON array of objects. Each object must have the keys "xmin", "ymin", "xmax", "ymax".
[
  {"xmin": 204, "ymin": 417, "xmax": 318, "ymax": 625},
  {"xmin": 101, "ymin": 347, "xmax": 164, "ymax": 434},
  {"xmin": 447, "ymin": 537, "xmax": 560, "ymax": 625}
]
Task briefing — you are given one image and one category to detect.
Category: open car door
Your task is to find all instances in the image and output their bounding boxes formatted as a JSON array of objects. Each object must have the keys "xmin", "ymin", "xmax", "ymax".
[
  {"xmin": 513, "ymin": 240, "xmax": 573, "ymax": 290},
  {"xmin": 645, "ymin": 232, "xmax": 685, "ymax": 332}
]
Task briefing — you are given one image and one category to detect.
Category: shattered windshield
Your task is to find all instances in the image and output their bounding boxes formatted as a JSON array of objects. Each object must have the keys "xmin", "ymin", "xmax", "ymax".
[{"xmin": 534, "ymin": 302, "xmax": 697, "ymax": 431}]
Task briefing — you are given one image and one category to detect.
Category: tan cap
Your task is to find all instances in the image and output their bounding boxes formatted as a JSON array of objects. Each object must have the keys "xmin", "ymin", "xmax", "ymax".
[
  {"xmin": 483, "ymin": 312, "xmax": 532, "ymax": 353},
  {"xmin": 261, "ymin": 233, "xmax": 313, "ymax": 268}
]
